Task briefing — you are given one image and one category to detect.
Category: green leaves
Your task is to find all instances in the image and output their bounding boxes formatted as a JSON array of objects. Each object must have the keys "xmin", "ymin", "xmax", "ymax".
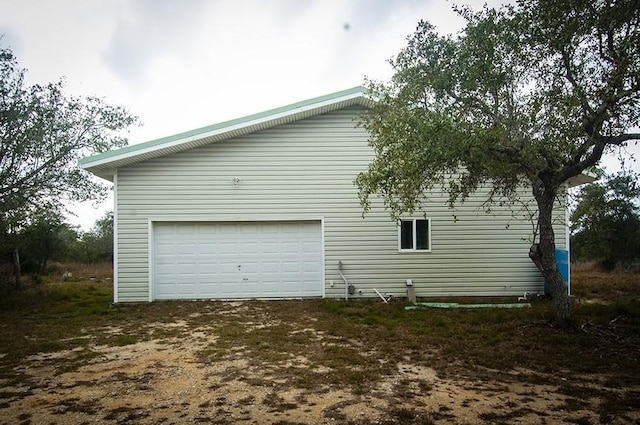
[
  {"xmin": 0, "ymin": 47, "xmax": 138, "ymax": 230},
  {"xmin": 356, "ymin": 1, "xmax": 640, "ymax": 322},
  {"xmin": 356, "ymin": 94, "xmax": 464, "ymax": 219},
  {"xmin": 571, "ymin": 172, "xmax": 640, "ymax": 269},
  {"xmin": 357, "ymin": 1, "xmax": 640, "ymax": 219}
]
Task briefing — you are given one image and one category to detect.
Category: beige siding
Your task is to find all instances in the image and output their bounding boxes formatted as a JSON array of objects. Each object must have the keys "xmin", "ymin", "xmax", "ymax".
[{"xmin": 115, "ymin": 106, "xmax": 567, "ymax": 302}]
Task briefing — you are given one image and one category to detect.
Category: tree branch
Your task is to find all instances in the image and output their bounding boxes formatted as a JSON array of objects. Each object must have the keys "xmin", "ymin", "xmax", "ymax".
[
  {"xmin": 603, "ymin": 133, "xmax": 640, "ymax": 145},
  {"xmin": 0, "ymin": 144, "xmax": 75, "ymax": 198},
  {"xmin": 561, "ymin": 140, "xmax": 607, "ymax": 182},
  {"xmin": 561, "ymin": 47, "xmax": 594, "ymax": 116},
  {"xmin": 446, "ymin": 89, "xmax": 498, "ymax": 124}
]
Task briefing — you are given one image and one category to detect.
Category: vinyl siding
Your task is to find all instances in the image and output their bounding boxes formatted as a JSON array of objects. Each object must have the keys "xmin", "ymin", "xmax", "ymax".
[{"xmin": 115, "ymin": 106, "xmax": 567, "ymax": 302}]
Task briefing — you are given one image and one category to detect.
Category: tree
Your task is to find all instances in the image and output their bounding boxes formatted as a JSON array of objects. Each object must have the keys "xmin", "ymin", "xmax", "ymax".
[
  {"xmin": 78, "ymin": 211, "xmax": 113, "ymax": 263},
  {"xmin": 18, "ymin": 207, "xmax": 79, "ymax": 274},
  {"xmin": 0, "ymin": 47, "xmax": 136, "ymax": 286},
  {"xmin": 356, "ymin": 0, "xmax": 640, "ymax": 324},
  {"xmin": 571, "ymin": 172, "xmax": 640, "ymax": 270}
]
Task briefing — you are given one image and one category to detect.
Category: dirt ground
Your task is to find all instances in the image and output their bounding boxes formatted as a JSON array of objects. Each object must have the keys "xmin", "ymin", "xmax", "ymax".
[{"xmin": 1, "ymin": 300, "xmax": 638, "ymax": 425}]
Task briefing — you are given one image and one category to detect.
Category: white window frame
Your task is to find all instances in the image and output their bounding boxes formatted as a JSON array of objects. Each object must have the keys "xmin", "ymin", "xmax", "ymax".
[{"xmin": 398, "ymin": 218, "xmax": 432, "ymax": 252}]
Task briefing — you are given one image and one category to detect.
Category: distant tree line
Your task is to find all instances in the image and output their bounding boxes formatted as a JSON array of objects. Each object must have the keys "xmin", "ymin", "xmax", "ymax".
[
  {"xmin": 0, "ymin": 210, "xmax": 114, "ymax": 285},
  {"xmin": 0, "ymin": 46, "xmax": 136, "ymax": 289},
  {"xmin": 571, "ymin": 172, "xmax": 640, "ymax": 271}
]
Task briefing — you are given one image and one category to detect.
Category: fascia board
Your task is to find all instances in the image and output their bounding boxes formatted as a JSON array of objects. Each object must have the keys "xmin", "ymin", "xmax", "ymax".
[{"xmin": 566, "ymin": 171, "xmax": 598, "ymax": 188}]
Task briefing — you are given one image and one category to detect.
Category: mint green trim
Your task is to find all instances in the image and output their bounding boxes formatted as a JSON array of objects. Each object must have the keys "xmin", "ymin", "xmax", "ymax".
[{"xmin": 79, "ymin": 86, "xmax": 370, "ymax": 166}]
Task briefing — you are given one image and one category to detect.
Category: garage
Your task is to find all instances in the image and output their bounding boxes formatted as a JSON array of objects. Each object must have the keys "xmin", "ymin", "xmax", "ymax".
[{"xmin": 153, "ymin": 221, "xmax": 323, "ymax": 300}]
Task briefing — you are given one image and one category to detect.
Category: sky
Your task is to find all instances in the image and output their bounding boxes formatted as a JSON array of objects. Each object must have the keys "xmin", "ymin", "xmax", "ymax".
[{"xmin": 1, "ymin": 0, "xmax": 638, "ymax": 230}]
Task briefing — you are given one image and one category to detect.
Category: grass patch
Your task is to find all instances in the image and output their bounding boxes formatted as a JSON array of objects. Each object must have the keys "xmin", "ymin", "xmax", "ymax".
[
  {"xmin": 262, "ymin": 391, "xmax": 298, "ymax": 412},
  {"xmin": 0, "ymin": 280, "xmax": 119, "ymax": 377},
  {"xmin": 383, "ymin": 408, "xmax": 436, "ymax": 425},
  {"xmin": 103, "ymin": 406, "xmax": 149, "ymax": 422},
  {"xmin": 572, "ymin": 262, "xmax": 640, "ymax": 301},
  {"xmin": 0, "ymin": 264, "xmax": 639, "ymax": 421},
  {"xmin": 597, "ymin": 391, "xmax": 640, "ymax": 423},
  {"xmin": 47, "ymin": 261, "xmax": 113, "ymax": 282},
  {"xmin": 478, "ymin": 408, "xmax": 537, "ymax": 423},
  {"xmin": 111, "ymin": 334, "xmax": 139, "ymax": 346},
  {"xmin": 0, "ymin": 280, "xmax": 114, "ymax": 317},
  {"xmin": 53, "ymin": 397, "xmax": 99, "ymax": 415}
]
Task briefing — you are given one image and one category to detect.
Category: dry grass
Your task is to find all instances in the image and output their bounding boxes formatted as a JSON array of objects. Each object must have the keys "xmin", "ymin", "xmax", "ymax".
[
  {"xmin": 0, "ymin": 263, "xmax": 639, "ymax": 423},
  {"xmin": 47, "ymin": 261, "xmax": 113, "ymax": 281},
  {"xmin": 572, "ymin": 261, "xmax": 640, "ymax": 301}
]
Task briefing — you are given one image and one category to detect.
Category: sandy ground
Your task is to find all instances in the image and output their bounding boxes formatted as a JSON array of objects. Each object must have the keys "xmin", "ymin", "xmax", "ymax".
[{"xmin": 1, "ymin": 303, "xmax": 638, "ymax": 424}]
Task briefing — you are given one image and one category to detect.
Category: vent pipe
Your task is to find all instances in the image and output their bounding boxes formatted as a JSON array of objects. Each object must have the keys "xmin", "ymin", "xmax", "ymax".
[{"xmin": 338, "ymin": 260, "xmax": 350, "ymax": 300}]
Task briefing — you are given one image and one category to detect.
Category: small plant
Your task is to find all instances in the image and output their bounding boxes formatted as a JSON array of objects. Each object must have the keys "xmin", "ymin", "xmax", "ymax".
[
  {"xmin": 112, "ymin": 334, "xmax": 138, "ymax": 346},
  {"xmin": 262, "ymin": 391, "xmax": 297, "ymax": 412}
]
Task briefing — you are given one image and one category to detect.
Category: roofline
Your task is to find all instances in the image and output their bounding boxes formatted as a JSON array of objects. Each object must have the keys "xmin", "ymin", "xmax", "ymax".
[
  {"xmin": 79, "ymin": 86, "xmax": 373, "ymax": 178},
  {"xmin": 566, "ymin": 170, "xmax": 599, "ymax": 188}
]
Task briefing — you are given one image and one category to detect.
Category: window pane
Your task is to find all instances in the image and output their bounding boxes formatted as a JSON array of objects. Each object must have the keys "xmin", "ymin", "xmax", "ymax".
[
  {"xmin": 415, "ymin": 219, "xmax": 429, "ymax": 250},
  {"xmin": 400, "ymin": 221, "xmax": 413, "ymax": 249}
]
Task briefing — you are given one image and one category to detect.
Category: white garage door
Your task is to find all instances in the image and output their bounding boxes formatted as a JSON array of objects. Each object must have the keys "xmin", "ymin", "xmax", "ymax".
[{"xmin": 153, "ymin": 221, "xmax": 323, "ymax": 300}]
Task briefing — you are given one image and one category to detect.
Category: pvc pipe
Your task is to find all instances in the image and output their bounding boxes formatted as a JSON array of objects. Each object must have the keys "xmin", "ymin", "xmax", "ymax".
[
  {"xmin": 338, "ymin": 260, "xmax": 349, "ymax": 300},
  {"xmin": 374, "ymin": 289, "xmax": 388, "ymax": 303}
]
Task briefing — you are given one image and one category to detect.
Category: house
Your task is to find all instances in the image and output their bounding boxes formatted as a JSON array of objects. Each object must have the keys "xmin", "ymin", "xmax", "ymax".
[{"xmin": 79, "ymin": 87, "xmax": 572, "ymax": 303}]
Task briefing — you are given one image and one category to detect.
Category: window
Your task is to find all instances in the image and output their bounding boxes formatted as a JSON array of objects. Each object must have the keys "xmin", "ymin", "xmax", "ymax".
[{"xmin": 399, "ymin": 218, "xmax": 431, "ymax": 252}]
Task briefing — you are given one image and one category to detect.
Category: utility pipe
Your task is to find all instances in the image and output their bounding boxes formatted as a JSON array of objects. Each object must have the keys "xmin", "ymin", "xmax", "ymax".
[
  {"xmin": 374, "ymin": 289, "xmax": 388, "ymax": 303},
  {"xmin": 338, "ymin": 260, "xmax": 349, "ymax": 300}
]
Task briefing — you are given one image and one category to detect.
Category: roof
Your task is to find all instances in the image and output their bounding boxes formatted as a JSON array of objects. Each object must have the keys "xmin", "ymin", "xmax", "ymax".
[
  {"xmin": 79, "ymin": 86, "xmax": 375, "ymax": 181},
  {"xmin": 566, "ymin": 172, "xmax": 598, "ymax": 187}
]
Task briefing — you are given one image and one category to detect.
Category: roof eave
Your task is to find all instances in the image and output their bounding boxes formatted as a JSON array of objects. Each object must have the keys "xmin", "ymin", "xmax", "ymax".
[
  {"xmin": 566, "ymin": 171, "xmax": 598, "ymax": 188},
  {"xmin": 92, "ymin": 170, "xmax": 114, "ymax": 182},
  {"xmin": 79, "ymin": 88, "xmax": 373, "ymax": 176}
]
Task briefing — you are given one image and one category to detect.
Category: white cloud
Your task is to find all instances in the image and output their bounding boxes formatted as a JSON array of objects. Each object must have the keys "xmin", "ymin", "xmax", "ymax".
[
  {"xmin": 0, "ymin": 0, "xmax": 637, "ymax": 229},
  {"xmin": 103, "ymin": 0, "xmax": 208, "ymax": 85}
]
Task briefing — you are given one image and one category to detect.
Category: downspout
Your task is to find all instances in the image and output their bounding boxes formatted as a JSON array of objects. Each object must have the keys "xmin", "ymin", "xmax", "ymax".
[{"xmin": 338, "ymin": 260, "xmax": 349, "ymax": 300}]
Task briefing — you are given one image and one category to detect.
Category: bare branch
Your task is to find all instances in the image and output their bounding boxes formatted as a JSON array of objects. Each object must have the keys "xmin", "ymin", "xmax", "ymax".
[
  {"xmin": 561, "ymin": 140, "xmax": 608, "ymax": 182},
  {"xmin": 561, "ymin": 47, "xmax": 594, "ymax": 116},
  {"xmin": 604, "ymin": 133, "xmax": 640, "ymax": 144}
]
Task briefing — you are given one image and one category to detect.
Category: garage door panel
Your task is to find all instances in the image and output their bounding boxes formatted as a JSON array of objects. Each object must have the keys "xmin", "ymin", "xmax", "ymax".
[
  {"xmin": 261, "ymin": 242, "xmax": 280, "ymax": 254},
  {"xmin": 302, "ymin": 240, "xmax": 321, "ymax": 252},
  {"xmin": 303, "ymin": 261, "xmax": 322, "ymax": 272},
  {"xmin": 198, "ymin": 263, "xmax": 217, "ymax": 273},
  {"xmin": 282, "ymin": 243, "xmax": 302, "ymax": 254},
  {"xmin": 217, "ymin": 263, "xmax": 238, "ymax": 273},
  {"xmin": 154, "ymin": 221, "xmax": 322, "ymax": 300},
  {"xmin": 199, "ymin": 242, "xmax": 218, "ymax": 253},
  {"xmin": 155, "ymin": 243, "xmax": 177, "ymax": 255},
  {"xmin": 282, "ymin": 261, "xmax": 301, "ymax": 272},
  {"xmin": 240, "ymin": 242, "xmax": 259, "ymax": 254},
  {"xmin": 262, "ymin": 262, "xmax": 280, "ymax": 273}
]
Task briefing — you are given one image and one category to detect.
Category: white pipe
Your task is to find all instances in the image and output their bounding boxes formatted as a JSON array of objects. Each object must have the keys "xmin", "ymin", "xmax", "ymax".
[
  {"xmin": 374, "ymin": 288, "xmax": 388, "ymax": 303},
  {"xmin": 338, "ymin": 260, "xmax": 349, "ymax": 300}
]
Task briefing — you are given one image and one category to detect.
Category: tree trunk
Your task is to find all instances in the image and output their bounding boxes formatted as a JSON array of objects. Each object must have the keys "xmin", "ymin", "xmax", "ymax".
[
  {"xmin": 12, "ymin": 248, "xmax": 22, "ymax": 290},
  {"xmin": 40, "ymin": 257, "xmax": 48, "ymax": 275},
  {"xmin": 529, "ymin": 182, "xmax": 572, "ymax": 325}
]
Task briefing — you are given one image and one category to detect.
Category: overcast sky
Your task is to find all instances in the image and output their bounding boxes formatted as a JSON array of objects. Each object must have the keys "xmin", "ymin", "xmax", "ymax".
[{"xmin": 1, "ymin": 0, "xmax": 637, "ymax": 230}]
